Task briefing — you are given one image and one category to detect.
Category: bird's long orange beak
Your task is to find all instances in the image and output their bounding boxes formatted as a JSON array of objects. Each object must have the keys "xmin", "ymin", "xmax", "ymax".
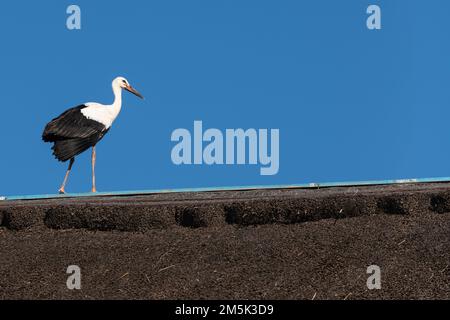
[{"xmin": 125, "ymin": 85, "xmax": 144, "ymax": 99}]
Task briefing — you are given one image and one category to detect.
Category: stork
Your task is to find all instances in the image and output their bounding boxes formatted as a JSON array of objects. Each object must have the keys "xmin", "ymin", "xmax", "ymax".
[{"xmin": 42, "ymin": 76, "xmax": 144, "ymax": 194}]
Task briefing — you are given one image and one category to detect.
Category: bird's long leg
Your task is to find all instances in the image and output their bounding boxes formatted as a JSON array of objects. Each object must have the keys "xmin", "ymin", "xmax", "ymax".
[
  {"xmin": 92, "ymin": 146, "xmax": 97, "ymax": 193},
  {"xmin": 59, "ymin": 158, "xmax": 75, "ymax": 194}
]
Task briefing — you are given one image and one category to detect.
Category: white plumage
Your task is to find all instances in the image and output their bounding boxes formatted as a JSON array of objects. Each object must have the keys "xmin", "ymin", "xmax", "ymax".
[
  {"xmin": 81, "ymin": 102, "xmax": 121, "ymax": 129},
  {"xmin": 81, "ymin": 77, "xmax": 128, "ymax": 128}
]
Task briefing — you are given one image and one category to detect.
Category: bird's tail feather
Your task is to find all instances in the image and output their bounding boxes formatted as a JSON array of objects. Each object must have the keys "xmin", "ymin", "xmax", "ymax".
[{"xmin": 52, "ymin": 137, "xmax": 97, "ymax": 162}]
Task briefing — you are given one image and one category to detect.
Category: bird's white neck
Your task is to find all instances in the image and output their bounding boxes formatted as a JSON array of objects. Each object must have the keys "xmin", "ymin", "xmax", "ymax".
[
  {"xmin": 81, "ymin": 81, "xmax": 125, "ymax": 129},
  {"xmin": 111, "ymin": 83, "xmax": 123, "ymax": 117}
]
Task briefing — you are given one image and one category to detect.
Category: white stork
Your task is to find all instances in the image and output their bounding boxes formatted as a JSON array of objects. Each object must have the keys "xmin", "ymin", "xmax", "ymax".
[{"xmin": 42, "ymin": 76, "xmax": 144, "ymax": 194}]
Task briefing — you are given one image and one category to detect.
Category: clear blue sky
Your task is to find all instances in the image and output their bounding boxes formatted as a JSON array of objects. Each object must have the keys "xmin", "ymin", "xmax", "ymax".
[{"xmin": 1, "ymin": 0, "xmax": 450, "ymax": 196}]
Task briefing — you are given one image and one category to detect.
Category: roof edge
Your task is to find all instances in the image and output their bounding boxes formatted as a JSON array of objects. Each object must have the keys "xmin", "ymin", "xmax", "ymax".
[{"xmin": 3, "ymin": 176, "xmax": 450, "ymax": 201}]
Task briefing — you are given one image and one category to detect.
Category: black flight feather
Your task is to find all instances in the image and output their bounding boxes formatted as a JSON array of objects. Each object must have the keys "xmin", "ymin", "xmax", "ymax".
[{"xmin": 42, "ymin": 105, "xmax": 109, "ymax": 162}]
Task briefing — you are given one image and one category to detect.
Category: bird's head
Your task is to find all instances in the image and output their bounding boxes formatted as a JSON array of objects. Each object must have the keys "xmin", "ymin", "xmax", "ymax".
[{"xmin": 113, "ymin": 76, "xmax": 144, "ymax": 99}]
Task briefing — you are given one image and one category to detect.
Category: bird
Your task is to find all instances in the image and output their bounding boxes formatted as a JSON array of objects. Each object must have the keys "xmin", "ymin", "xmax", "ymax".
[{"xmin": 42, "ymin": 76, "xmax": 144, "ymax": 194}]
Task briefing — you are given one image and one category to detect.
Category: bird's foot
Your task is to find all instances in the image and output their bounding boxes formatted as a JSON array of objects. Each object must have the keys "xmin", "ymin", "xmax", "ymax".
[
  {"xmin": 58, "ymin": 188, "xmax": 66, "ymax": 194},
  {"xmin": 91, "ymin": 188, "xmax": 97, "ymax": 193}
]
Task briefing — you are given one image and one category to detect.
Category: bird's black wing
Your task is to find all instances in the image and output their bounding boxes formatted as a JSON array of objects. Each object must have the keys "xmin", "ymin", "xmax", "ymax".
[
  {"xmin": 51, "ymin": 129, "xmax": 109, "ymax": 162},
  {"xmin": 42, "ymin": 105, "xmax": 106, "ymax": 142}
]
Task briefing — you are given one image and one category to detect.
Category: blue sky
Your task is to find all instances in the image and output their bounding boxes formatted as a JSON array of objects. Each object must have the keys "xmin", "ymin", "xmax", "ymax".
[{"xmin": 0, "ymin": 0, "xmax": 450, "ymax": 196}]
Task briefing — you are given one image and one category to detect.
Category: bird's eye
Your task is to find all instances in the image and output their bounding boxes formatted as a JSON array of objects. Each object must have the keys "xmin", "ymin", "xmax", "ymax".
[{"xmin": 122, "ymin": 80, "xmax": 127, "ymax": 83}]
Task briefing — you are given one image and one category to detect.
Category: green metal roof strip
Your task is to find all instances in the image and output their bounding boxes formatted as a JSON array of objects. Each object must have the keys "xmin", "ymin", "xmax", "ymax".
[{"xmin": 2, "ymin": 176, "xmax": 450, "ymax": 201}]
